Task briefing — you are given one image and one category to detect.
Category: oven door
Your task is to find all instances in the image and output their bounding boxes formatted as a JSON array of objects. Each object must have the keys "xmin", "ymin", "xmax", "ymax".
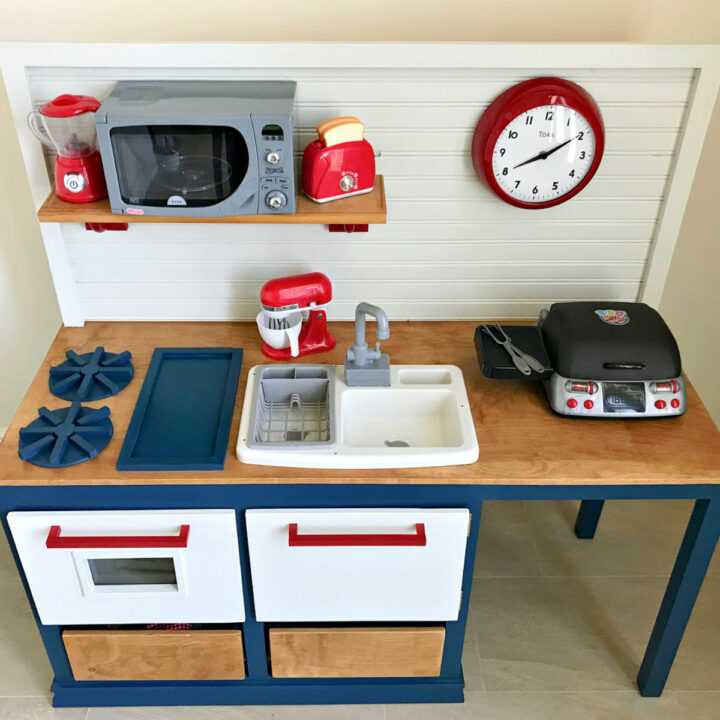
[
  {"xmin": 7, "ymin": 510, "xmax": 245, "ymax": 625},
  {"xmin": 109, "ymin": 124, "xmax": 250, "ymax": 208}
]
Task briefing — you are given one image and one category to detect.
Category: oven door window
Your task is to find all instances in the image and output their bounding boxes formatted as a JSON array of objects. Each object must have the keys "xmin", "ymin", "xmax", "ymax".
[
  {"xmin": 74, "ymin": 550, "xmax": 187, "ymax": 596},
  {"xmin": 88, "ymin": 557, "xmax": 177, "ymax": 587},
  {"xmin": 110, "ymin": 125, "xmax": 249, "ymax": 207}
]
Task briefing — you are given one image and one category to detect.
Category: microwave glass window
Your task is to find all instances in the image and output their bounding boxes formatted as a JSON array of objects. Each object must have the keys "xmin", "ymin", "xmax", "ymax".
[
  {"xmin": 88, "ymin": 557, "xmax": 178, "ymax": 587},
  {"xmin": 109, "ymin": 125, "xmax": 249, "ymax": 207}
]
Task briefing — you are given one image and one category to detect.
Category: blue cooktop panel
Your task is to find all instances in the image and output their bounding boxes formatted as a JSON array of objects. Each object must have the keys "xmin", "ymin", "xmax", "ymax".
[
  {"xmin": 18, "ymin": 402, "xmax": 113, "ymax": 468},
  {"xmin": 49, "ymin": 347, "xmax": 134, "ymax": 401},
  {"xmin": 116, "ymin": 347, "xmax": 243, "ymax": 472}
]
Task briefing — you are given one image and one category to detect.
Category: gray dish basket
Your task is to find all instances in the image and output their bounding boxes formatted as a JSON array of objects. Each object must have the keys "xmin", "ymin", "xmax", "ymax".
[{"xmin": 247, "ymin": 365, "xmax": 336, "ymax": 449}]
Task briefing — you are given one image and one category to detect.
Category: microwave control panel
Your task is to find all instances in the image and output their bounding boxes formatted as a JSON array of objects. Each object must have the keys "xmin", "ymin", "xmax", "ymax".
[{"xmin": 255, "ymin": 119, "xmax": 296, "ymax": 213}]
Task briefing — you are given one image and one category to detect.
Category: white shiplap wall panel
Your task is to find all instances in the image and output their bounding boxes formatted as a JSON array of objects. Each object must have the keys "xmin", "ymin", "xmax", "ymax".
[
  {"xmin": 72, "ymin": 261, "xmax": 644, "ymax": 283},
  {"xmin": 27, "ymin": 63, "xmax": 695, "ymax": 321}
]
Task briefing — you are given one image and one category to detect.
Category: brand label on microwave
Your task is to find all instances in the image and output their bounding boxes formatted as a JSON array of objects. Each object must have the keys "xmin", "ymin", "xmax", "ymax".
[
  {"xmin": 167, "ymin": 196, "xmax": 187, "ymax": 206},
  {"xmin": 126, "ymin": 208, "xmax": 145, "ymax": 215}
]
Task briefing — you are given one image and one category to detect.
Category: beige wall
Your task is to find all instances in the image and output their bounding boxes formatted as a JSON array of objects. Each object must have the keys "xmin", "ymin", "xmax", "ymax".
[
  {"xmin": 0, "ymin": 76, "xmax": 61, "ymax": 430},
  {"xmin": 659, "ymin": 96, "xmax": 720, "ymax": 426},
  {"xmin": 1, "ymin": 0, "xmax": 719, "ymax": 428},
  {"xmin": 0, "ymin": 1, "xmax": 719, "ymax": 43}
]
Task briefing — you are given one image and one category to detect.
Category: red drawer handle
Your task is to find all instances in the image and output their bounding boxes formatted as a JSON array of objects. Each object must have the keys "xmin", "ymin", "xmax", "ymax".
[
  {"xmin": 45, "ymin": 524, "xmax": 190, "ymax": 549},
  {"xmin": 288, "ymin": 522, "xmax": 426, "ymax": 547}
]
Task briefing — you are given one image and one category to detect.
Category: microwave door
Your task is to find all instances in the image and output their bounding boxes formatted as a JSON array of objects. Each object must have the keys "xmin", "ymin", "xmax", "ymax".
[{"xmin": 111, "ymin": 129, "xmax": 162, "ymax": 206}]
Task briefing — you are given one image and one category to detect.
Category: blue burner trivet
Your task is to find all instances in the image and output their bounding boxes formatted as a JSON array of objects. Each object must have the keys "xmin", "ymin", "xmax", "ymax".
[
  {"xmin": 49, "ymin": 346, "xmax": 133, "ymax": 401},
  {"xmin": 18, "ymin": 402, "xmax": 113, "ymax": 468}
]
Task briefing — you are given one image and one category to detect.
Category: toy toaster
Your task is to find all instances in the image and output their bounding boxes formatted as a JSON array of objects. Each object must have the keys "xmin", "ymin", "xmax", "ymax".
[{"xmin": 302, "ymin": 116, "xmax": 376, "ymax": 203}]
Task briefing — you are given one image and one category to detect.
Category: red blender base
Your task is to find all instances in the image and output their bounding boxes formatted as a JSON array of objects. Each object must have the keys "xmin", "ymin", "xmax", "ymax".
[
  {"xmin": 55, "ymin": 151, "xmax": 108, "ymax": 203},
  {"xmin": 261, "ymin": 309, "xmax": 336, "ymax": 360}
]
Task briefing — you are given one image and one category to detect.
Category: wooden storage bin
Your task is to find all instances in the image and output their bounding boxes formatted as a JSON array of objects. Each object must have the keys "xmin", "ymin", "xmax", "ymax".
[
  {"xmin": 269, "ymin": 626, "xmax": 445, "ymax": 678},
  {"xmin": 63, "ymin": 629, "xmax": 245, "ymax": 681}
]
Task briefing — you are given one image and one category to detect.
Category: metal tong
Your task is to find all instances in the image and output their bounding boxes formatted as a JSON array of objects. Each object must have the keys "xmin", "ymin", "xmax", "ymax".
[{"xmin": 482, "ymin": 323, "xmax": 545, "ymax": 376}]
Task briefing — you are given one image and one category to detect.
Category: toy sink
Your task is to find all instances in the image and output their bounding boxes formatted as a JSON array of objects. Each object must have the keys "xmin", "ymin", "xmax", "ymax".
[{"xmin": 236, "ymin": 365, "xmax": 479, "ymax": 469}]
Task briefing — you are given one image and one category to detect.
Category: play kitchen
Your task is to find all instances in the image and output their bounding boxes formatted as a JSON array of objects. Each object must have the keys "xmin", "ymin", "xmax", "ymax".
[{"xmin": 5, "ymin": 56, "xmax": 720, "ymax": 712}]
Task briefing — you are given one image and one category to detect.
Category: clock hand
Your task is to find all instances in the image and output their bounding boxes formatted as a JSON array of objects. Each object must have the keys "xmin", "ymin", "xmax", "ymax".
[
  {"xmin": 542, "ymin": 133, "xmax": 581, "ymax": 159},
  {"xmin": 513, "ymin": 133, "xmax": 581, "ymax": 169}
]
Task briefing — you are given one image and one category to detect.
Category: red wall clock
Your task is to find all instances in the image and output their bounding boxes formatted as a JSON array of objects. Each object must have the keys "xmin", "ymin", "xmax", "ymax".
[{"xmin": 472, "ymin": 77, "xmax": 605, "ymax": 209}]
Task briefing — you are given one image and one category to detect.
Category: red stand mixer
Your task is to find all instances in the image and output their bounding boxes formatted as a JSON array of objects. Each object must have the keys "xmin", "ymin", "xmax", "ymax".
[
  {"xmin": 256, "ymin": 272, "xmax": 336, "ymax": 360},
  {"xmin": 27, "ymin": 94, "xmax": 107, "ymax": 203}
]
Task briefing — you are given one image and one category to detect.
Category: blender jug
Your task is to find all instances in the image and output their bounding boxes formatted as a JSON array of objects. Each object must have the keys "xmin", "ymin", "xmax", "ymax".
[{"xmin": 27, "ymin": 94, "xmax": 107, "ymax": 202}]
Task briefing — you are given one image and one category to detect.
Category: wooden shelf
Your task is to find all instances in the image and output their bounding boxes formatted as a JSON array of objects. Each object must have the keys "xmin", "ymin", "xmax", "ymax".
[{"xmin": 37, "ymin": 176, "xmax": 386, "ymax": 226}]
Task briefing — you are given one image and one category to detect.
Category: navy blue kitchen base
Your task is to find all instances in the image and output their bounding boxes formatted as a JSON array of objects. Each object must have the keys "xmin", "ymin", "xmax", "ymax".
[
  {"xmin": 0, "ymin": 482, "xmax": 718, "ymax": 707},
  {"xmin": 50, "ymin": 677, "xmax": 465, "ymax": 707}
]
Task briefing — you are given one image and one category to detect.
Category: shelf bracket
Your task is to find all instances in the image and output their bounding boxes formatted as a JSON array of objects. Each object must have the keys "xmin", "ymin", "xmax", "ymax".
[
  {"xmin": 329, "ymin": 224, "xmax": 369, "ymax": 233},
  {"xmin": 84, "ymin": 222, "xmax": 129, "ymax": 233}
]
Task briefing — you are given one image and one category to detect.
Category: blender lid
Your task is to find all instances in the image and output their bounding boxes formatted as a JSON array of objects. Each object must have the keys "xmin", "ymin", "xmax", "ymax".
[
  {"xmin": 540, "ymin": 301, "xmax": 681, "ymax": 381},
  {"xmin": 39, "ymin": 94, "xmax": 101, "ymax": 118}
]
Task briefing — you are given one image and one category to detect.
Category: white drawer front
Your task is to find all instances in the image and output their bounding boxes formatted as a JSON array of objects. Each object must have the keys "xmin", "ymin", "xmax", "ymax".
[
  {"xmin": 246, "ymin": 508, "xmax": 469, "ymax": 621},
  {"xmin": 8, "ymin": 510, "xmax": 245, "ymax": 625}
]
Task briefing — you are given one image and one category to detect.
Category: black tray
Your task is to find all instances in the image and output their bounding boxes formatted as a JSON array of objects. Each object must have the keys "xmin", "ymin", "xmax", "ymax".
[{"xmin": 474, "ymin": 325, "xmax": 553, "ymax": 380}]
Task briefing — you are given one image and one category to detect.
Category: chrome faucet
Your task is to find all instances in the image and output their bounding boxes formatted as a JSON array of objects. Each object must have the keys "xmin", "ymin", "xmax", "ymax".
[{"xmin": 344, "ymin": 302, "xmax": 391, "ymax": 386}]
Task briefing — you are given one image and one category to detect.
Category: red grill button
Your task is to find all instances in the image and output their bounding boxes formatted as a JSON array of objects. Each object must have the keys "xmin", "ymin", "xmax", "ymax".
[
  {"xmin": 655, "ymin": 400, "xmax": 667, "ymax": 410},
  {"xmin": 567, "ymin": 399, "xmax": 578, "ymax": 409},
  {"xmin": 584, "ymin": 399, "xmax": 594, "ymax": 410},
  {"xmin": 671, "ymin": 398, "xmax": 680, "ymax": 409}
]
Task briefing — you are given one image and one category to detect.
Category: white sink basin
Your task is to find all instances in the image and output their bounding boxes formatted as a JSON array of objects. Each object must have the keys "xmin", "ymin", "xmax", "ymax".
[{"xmin": 236, "ymin": 365, "xmax": 478, "ymax": 469}]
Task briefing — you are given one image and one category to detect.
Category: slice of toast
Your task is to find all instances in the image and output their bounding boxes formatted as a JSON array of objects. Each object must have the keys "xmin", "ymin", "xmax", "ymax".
[{"xmin": 317, "ymin": 116, "xmax": 365, "ymax": 147}]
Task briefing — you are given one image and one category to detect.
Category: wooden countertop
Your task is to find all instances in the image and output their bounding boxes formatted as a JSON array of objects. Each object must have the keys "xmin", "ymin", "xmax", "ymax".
[{"xmin": 1, "ymin": 321, "xmax": 719, "ymax": 487}]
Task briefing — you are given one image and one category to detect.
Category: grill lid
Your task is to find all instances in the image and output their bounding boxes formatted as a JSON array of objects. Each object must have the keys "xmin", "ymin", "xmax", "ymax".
[{"xmin": 540, "ymin": 302, "xmax": 681, "ymax": 381}]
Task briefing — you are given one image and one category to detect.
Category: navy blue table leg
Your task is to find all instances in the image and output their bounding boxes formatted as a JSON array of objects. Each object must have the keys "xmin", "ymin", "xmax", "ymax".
[
  {"xmin": 574, "ymin": 499, "xmax": 605, "ymax": 538},
  {"xmin": 637, "ymin": 498, "xmax": 720, "ymax": 696}
]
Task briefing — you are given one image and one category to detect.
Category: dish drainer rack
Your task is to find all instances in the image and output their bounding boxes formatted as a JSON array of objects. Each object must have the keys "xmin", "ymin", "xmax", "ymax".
[{"xmin": 248, "ymin": 366, "xmax": 336, "ymax": 448}]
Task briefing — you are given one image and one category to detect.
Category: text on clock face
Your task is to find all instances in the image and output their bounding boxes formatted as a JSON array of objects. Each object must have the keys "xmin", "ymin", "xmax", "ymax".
[{"xmin": 491, "ymin": 105, "xmax": 596, "ymax": 204}]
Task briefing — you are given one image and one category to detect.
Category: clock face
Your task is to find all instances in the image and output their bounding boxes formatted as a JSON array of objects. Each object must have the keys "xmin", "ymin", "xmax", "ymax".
[{"xmin": 490, "ymin": 105, "xmax": 596, "ymax": 204}]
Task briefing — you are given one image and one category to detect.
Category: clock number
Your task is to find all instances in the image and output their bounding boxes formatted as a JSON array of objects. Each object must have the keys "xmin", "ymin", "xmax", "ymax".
[
  {"xmin": 569, "ymin": 169, "xmax": 575, "ymax": 178},
  {"xmin": 566, "ymin": 118, "xmax": 571, "ymax": 127},
  {"xmin": 577, "ymin": 131, "xmax": 584, "ymax": 140},
  {"xmin": 508, "ymin": 130, "xmax": 519, "ymax": 139},
  {"xmin": 514, "ymin": 180, "xmax": 521, "ymax": 189},
  {"xmin": 525, "ymin": 116, "xmax": 533, "ymax": 125},
  {"xmin": 552, "ymin": 181, "xmax": 559, "ymax": 191},
  {"xmin": 532, "ymin": 186, "xmax": 539, "ymax": 195},
  {"xmin": 579, "ymin": 151, "xmax": 586, "ymax": 159},
  {"xmin": 545, "ymin": 111, "xmax": 553, "ymax": 121},
  {"xmin": 502, "ymin": 167, "xmax": 509, "ymax": 175}
]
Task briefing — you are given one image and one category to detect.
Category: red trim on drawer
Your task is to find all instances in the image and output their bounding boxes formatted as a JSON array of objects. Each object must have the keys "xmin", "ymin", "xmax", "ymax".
[
  {"xmin": 288, "ymin": 522, "xmax": 426, "ymax": 547},
  {"xmin": 45, "ymin": 524, "xmax": 190, "ymax": 549}
]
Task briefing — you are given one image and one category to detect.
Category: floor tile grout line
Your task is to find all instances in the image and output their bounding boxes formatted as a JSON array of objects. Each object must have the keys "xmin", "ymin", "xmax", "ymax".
[
  {"xmin": 522, "ymin": 499, "xmax": 548, "ymax": 577},
  {"xmin": 664, "ymin": 690, "xmax": 691, "ymax": 720},
  {"xmin": 463, "ymin": 688, "xmax": 706, "ymax": 695},
  {"xmin": 471, "ymin": 573, "xmax": 673, "ymax": 579},
  {"xmin": 466, "ymin": 605, "xmax": 487, "ymax": 692}
]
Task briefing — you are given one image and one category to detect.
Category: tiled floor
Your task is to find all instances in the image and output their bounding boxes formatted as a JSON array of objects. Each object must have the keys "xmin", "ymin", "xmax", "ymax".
[{"xmin": 1, "ymin": 500, "xmax": 719, "ymax": 719}]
